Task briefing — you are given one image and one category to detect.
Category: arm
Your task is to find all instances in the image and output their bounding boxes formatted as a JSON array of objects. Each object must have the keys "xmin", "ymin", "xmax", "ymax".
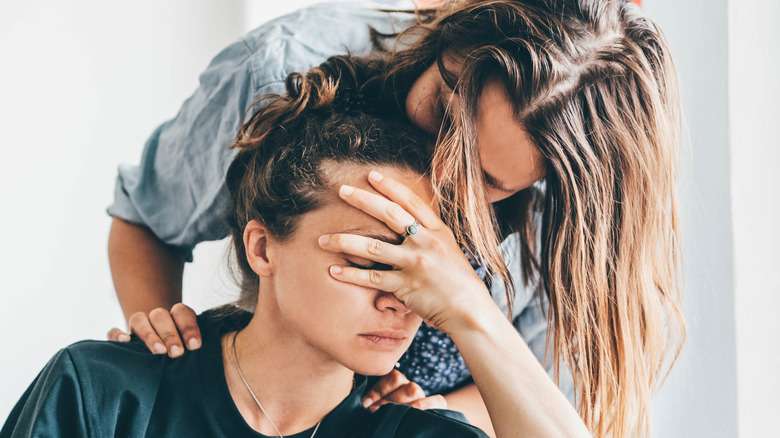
[
  {"xmin": 447, "ymin": 300, "xmax": 588, "ymax": 438},
  {"xmin": 445, "ymin": 383, "xmax": 496, "ymax": 437},
  {"xmin": 360, "ymin": 371, "xmax": 496, "ymax": 436},
  {"xmin": 108, "ymin": 217, "xmax": 184, "ymax": 323},
  {"xmin": 107, "ymin": 218, "xmax": 201, "ymax": 356},
  {"xmin": 341, "ymin": 276, "xmax": 583, "ymax": 437},
  {"xmin": 318, "ymin": 171, "xmax": 589, "ymax": 437}
]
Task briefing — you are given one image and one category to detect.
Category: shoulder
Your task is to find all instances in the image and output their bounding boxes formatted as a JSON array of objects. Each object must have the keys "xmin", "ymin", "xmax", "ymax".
[
  {"xmin": 64, "ymin": 338, "xmax": 161, "ymax": 366},
  {"xmin": 1, "ymin": 341, "xmax": 171, "ymax": 437},
  {"xmin": 238, "ymin": 1, "xmax": 418, "ymax": 92},
  {"xmin": 374, "ymin": 404, "xmax": 489, "ymax": 437},
  {"xmin": 61, "ymin": 339, "xmax": 170, "ymax": 394},
  {"xmin": 241, "ymin": 0, "xmax": 416, "ymax": 54}
]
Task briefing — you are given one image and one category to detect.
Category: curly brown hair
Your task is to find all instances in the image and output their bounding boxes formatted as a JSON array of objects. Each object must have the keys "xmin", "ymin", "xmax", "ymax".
[{"xmin": 225, "ymin": 55, "xmax": 430, "ymax": 310}]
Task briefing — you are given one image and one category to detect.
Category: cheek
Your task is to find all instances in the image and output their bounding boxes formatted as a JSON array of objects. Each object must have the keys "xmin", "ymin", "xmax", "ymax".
[
  {"xmin": 276, "ymin": 264, "xmax": 371, "ymax": 333},
  {"xmin": 520, "ymin": 146, "xmax": 547, "ymax": 188},
  {"xmin": 406, "ymin": 69, "xmax": 443, "ymax": 135}
]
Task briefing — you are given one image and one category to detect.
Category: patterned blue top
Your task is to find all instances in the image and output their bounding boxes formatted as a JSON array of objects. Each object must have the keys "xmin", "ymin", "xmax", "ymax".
[{"xmin": 107, "ymin": 1, "xmax": 571, "ymax": 400}]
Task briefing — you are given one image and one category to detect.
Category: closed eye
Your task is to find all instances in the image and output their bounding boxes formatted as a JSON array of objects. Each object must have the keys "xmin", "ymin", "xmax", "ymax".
[
  {"xmin": 482, "ymin": 171, "xmax": 500, "ymax": 189},
  {"xmin": 482, "ymin": 171, "xmax": 510, "ymax": 192}
]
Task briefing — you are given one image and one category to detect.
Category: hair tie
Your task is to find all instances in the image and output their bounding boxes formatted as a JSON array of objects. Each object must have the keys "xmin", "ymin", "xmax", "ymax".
[{"xmin": 333, "ymin": 86, "xmax": 368, "ymax": 113}]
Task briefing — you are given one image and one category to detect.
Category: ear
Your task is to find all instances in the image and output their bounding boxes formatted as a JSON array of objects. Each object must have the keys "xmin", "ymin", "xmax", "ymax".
[{"xmin": 243, "ymin": 220, "xmax": 274, "ymax": 277}]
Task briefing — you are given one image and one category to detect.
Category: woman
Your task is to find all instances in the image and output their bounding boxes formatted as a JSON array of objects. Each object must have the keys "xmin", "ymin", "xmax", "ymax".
[
  {"xmin": 1, "ymin": 60, "xmax": 494, "ymax": 438},
  {"xmin": 108, "ymin": 1, "xmax": 684, "ymax": 436}
]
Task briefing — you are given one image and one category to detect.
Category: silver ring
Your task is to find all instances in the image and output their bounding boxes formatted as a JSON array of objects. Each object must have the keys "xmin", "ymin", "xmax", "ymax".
[{"xmin": 403, "ymin": 220, "xmax": 421, "ymax": 238}]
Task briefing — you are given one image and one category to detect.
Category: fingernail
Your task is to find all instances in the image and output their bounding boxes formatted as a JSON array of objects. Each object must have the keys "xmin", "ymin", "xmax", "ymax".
[
  {"xmin": 369, "ymin": 171, "xmax": 384, "ymax": 182},
  {"xmin": 319, "ymin": 235, "xmax": 329, "ymax": 246},
  {"xmin": 153, "ymin": 343, "xmax": 167, "ymax": 354},
  {"xmin": 362, "ymin": 397, "xmax": 373, "ymax": 408},
  {"xmin": 188, "ymin": 338, "xmax": 201, "ymax": 350},
  {"xmin": 340, "ymin": 185, "xmax": 354, "ymax": 196},
  {"xmin": 330, "ymin": 265, "xmax": 342, "ymax": 275},
  {"xmin": 170, "ymin": 345, "xmax": 183, "ymax": 357},
  {"xmin": 118, "ymin": 334, "xmax": 131, "ymax": 342}
]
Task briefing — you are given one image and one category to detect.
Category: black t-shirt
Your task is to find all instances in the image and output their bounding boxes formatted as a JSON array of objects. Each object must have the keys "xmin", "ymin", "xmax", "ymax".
[{"xmin": 1, "ymin": 310, "xmax": 488, "ymax": 438}]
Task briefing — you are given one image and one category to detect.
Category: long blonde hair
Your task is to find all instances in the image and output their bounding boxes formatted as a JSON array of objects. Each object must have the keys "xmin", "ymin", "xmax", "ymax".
[{"xmin": 382, "ymin": 0, "xmax": 685, "ymax": 435}]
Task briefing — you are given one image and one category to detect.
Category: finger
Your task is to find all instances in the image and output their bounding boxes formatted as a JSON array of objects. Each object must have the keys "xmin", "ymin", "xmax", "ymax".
[
  {"xmin": 107, "ymin": 327, "xmax": 131, "ymax": 343},
  {"xmin": 128, "ymin": 312, "xmax": 168, "ymax": 355},
  {"xmin": 363, "ymin": 369, "xmax": 410, "ymax": 407},
  {"xmin": 329, "ymin": 265, "xmax": 407, "ymax": 294},
  {"xmin": 148, "ymin": 308, "xmax": 185, "ymax": 358},
  {"xmin": 367, "ymin": 383, "xmax": 427, "ymax": 413},
  {"xmin": 409, "ymin": 394, "xmax": 447, "ymax": 411},
  {"xmin": 368, "ymin": 399, "xmax": 392, "ymax": 413},
  {"xmin": 338, "ymin": 184, "xmax": 416, "ymax": 235},
  {"xmin": 170, "ymin": 303, "xmax": 202, "ymax": 350},
  {"xmin": 319, "ymin": 233, "xmax": 409, "ymax": 267},
  {"xmin": 367, "ymin": 170, "xmax": 442, "ymax": 230},
  {"xmin": 382, "ymin": 382, "xmax": 427, "ymax": 404}
]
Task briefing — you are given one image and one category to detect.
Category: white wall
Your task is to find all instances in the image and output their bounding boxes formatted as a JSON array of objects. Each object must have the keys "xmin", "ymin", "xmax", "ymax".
[
  {"xmin": 0, "ymin": 0, "xmax": 263, "ymax": 421},
  {"xmin": 643, "ymin": 1, "xmax": 739, "ymax": 436},
  {"xmin": 1, "ymin": 1, "xmax": 776, "ymax": 436},
  {"xmin": 645, "ymin": 0, "xmax": 780, "ymax": 436},
  {"xmin": 728, "ymin": 1, "xmax": 780, "ymax": 436}
]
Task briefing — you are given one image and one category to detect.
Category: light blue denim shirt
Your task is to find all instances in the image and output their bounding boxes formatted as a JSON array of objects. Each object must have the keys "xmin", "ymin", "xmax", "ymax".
[{"xmin": 108, "ymin": 0, "xmax": 572, "ymax": 401}]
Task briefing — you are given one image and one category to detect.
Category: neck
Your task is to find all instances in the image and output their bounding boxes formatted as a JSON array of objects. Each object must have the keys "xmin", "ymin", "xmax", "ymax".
[{"xmin": 222, "ymin": 300, "xmax": 354, "ymax": 436}]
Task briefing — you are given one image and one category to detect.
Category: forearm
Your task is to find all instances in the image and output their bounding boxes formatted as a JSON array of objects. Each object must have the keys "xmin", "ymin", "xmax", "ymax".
[
  {"xmin": 448, "ymin": 302, "xmax": 589, "ymax": 438},
  {"xmin": 444, "ymin": 382, "xmax": 496, "ymax": 438},
  {"xmin": 108, "ymin": 217, "xmax": 185, "ymax": 324}
]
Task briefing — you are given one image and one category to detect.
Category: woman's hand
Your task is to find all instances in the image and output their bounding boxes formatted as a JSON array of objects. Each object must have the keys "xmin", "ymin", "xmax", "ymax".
[
  {"xmin": 318, "ymin": 170, "xmax": 495, "ymax": 334},
  {"xmin": 362, "ymin": 369, "xmax": 447, "ymax": 413},
  {"xmin": 107, "ymin": 303, "xmax": 202, "ymax": 358},
  {"xmin": 321, "ymin": 171, "xmax": 590, "ymax": 437}
]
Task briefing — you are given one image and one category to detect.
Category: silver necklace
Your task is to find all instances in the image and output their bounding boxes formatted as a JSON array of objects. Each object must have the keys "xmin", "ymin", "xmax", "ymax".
[{"xmin": 231, "ymin": 332, "xmax": 321, "ymax": 438}]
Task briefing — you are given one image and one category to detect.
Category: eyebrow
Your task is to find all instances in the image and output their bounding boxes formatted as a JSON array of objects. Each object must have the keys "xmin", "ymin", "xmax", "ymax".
[
  {"xmin": 482, "ymin": 170, "xmax": 514, "ymax": 193},
  {"xmin": 338, "ymin": 227, "xmax": 404, "ymax": 245}
]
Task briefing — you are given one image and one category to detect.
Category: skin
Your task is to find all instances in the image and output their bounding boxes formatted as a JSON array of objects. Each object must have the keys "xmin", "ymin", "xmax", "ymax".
[
  {"xmin": 224, "ymin": 165, "xmax": 427, "ymax": 435},
  {"xmin": 108, "ymin": 65, "xmax": 546, "ymax": 436},
  {"xmin": 405, "ymin": 62, "xmax": 545, "ymax": 203}
]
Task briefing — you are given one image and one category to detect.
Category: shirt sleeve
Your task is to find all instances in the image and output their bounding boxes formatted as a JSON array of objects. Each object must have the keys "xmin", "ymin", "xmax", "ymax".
[
  {"xmin": 107, "ymin": 38, "xmax": 257, "ymax": 261},
  {"xmin": 0, "ymin": 350, "xmax": 89, "ymax": 438}
]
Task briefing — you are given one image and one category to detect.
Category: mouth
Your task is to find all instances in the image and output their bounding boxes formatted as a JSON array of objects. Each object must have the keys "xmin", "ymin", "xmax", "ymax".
[{"xmin": 358, "ymin": 331, "xmax": 408, "ymax": 351}]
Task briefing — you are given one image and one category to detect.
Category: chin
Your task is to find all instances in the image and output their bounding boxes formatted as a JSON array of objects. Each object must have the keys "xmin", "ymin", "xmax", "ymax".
[{"xmin": 345, "ymin": 355, "xmax": 401, "ymax": 377}]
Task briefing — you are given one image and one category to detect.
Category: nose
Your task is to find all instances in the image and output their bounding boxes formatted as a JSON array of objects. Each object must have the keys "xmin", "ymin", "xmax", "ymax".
[{"xmin": 375, "ymin": 291, "xmax": 412, "ymax": 315}]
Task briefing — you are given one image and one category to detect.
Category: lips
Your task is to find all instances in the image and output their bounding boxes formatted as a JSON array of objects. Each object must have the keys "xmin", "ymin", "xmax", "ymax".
[{"xmin": 358, "ymin": 330, "xmax": 408, "ymax": 351}]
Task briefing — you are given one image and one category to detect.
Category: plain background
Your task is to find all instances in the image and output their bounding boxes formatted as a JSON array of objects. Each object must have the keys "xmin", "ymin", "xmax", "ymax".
[{"xmin": 0, "ymin": 1, "xmax": 777, "ymax": 436}]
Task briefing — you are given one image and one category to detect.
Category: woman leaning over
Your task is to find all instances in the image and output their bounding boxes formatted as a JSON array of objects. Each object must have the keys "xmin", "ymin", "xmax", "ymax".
[{"xmin": 108, "ymin": 1, "xmax": 685, "ymax": 436}]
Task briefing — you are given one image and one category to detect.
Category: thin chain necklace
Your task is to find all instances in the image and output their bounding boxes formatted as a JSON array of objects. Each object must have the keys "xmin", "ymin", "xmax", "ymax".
[{"xmin": 231, "ymin": 331, "xmax": 321, "ymax": 438}]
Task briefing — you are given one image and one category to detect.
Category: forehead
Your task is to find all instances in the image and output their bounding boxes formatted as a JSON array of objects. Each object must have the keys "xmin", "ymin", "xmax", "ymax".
[
  {"xmin": 320, "ymin": 161, "xmax": 432, "ymax": 200},
  {"xmin": 301, "ymin": 163, "xmax": 433, "ymax": 241}
]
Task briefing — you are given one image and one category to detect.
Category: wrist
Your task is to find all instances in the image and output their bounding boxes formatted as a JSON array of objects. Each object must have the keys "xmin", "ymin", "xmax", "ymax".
[{"xmin": 438, "ymin": 287, "xmax": 505, "ymax": 340}]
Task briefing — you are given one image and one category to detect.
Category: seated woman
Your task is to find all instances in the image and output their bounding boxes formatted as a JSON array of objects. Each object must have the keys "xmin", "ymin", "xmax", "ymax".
[{"xmin": 0, "ymin": 58, "xmax": 489, "ymax": 438}]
